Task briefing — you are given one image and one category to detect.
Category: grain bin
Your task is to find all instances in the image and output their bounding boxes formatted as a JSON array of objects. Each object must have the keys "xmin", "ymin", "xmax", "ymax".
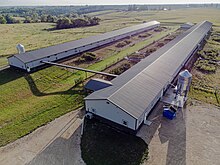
[
  {"xmin": 176, "ymin": 69, "xmax": 192, "ymax": 98},
  {"xmin": 16, "ymin": 44, "xmax": 25, "ymax": 54}
]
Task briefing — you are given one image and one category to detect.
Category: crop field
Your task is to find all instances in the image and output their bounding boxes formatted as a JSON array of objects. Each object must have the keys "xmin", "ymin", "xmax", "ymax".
[{"xmin": 0, "ymin": 8, "xmax": 220, "ymax": 148}]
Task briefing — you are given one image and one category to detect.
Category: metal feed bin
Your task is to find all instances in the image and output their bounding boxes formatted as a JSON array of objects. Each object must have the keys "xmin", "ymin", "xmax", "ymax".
[
  {"xmin": 176, "ymin": 69, "xmax": 192, "ymax": 98},
  {"xmin": 16, "ymin": 44, "xmax": 25, "ymax": 54}
]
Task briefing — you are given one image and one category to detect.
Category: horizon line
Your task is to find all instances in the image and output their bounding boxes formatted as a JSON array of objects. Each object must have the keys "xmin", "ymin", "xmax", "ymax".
[{"xmin": 0, "ymin": 3, "xmax": 220, "ymax": 7}]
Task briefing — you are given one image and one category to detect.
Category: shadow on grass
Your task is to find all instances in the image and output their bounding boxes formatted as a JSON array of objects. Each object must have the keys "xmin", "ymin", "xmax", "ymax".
[
  {"xmin": 81, "ymin": 119, "xmax": 148, "ymax": 165},
  {"xmin": 0, "ymin": 66, "xmax": 85, "ymax": 97},
  {"xmin": 43, "ymin": 25, "xmax": 101, "ymax": 32},
  {"xmin": 0, "ymin": 67, "xmax": 25, "ymax": 85},
  {"xmin": 24, "ymin": 73, "xmax": 85, "ymax": 97}
]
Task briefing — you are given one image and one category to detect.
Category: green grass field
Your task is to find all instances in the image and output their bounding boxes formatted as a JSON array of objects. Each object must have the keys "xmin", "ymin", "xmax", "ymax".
[
  {"xmin": 1, "ymin": 8, "xmax": 220, "ymax": 67},
  {"xmin": 0, "ymin": 8, "xmax": 220, "ymax": 148}
]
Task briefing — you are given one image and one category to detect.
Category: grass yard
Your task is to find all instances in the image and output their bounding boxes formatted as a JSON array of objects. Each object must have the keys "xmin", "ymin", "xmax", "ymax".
[
  {"xmin": 0, "ymin": 57, "xmax": 7, "ymax": 68},
  {"xmin": 81, "ymin": 119, "xmax": 148, "ymax": 165}
]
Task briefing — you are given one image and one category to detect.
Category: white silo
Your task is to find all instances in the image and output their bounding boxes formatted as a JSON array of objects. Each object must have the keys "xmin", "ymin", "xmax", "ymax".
[
  {"xmin": 175, "ymin": 69, "xmax": 192, "ymax": 99},
  {"xmin": 16, "ymin": 44, "xmax": 25, "ymax": 54}
]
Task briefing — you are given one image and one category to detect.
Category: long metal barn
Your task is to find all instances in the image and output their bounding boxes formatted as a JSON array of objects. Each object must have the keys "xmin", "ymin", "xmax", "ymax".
[
  {"xmin": 8, "ymin": 21, "xmax": 160, "ymax": 72},
  {"xmin": 85, "ymin": 21, "xmax": 212, "ymax": 132}
]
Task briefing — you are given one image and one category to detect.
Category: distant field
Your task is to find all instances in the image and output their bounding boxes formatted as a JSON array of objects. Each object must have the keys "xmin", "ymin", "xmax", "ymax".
[
  {"xmin": 1, "ymin": 8, "xmax": 220, "ymax": 67},
  {"xmin": 0, "ymin": 8, "xmax": 220, "ymax": 147}
]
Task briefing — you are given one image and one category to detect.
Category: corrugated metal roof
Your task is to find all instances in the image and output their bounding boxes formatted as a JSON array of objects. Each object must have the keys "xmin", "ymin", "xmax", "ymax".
[
  {"xmin": 12, "ymin": 21, "xmax": 160, "ymax": 64},
  {"xmin": 85, "ymin": 21, "xmax": 212, "ymax": 119}
]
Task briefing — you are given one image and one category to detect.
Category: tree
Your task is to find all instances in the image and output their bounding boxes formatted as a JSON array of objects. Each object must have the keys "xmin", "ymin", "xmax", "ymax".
[
  {"xmin": 0, "ymin": 15, "xmax": 7, "ymax": 24},
  {"xmin": 72, "ymin": 18, "xmax": 89, "ymax": 27},
  {"xmin": 88, "ymin": 17, "xmax": 101, "ymax": 26},
  {"xmin": 5, "ymin": 14, "xmax": 16, "ymax": 24},
  {"xmin": 47, "ymin": 15, "xmax": 57, "ymax": 23},
  {"xmin": 32, "ymin": 13, "xmax": 39, "ymax": 22},
  {"xmin": 56, "ymin": 17, "xmax": 71, "ymax": 29},
  {"xmin": 56, "ymin": 15, "xmax": 100, "ymax": 29},
  {"xmin": 24, "ymin": 16, "xmax": 32, "ymax": 23},
  {"xmin": 40, "ymin": 15, "xmax": 47, "ymax": 22}
]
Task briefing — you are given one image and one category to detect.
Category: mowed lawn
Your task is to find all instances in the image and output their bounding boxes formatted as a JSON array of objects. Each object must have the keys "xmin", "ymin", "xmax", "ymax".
[{"xmin": 0, "ymin": 8, "xmax": 220, "ymax": 147}]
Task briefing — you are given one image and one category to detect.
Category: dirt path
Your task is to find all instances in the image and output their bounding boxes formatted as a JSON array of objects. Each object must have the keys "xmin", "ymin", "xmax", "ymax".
[
  {"xmin": 137, "ymin": 101, "xmax": 220, "ymax": 165},
  {"xmin": 0, "ymin": 109, "xmax": 85, "ymax": 165}
]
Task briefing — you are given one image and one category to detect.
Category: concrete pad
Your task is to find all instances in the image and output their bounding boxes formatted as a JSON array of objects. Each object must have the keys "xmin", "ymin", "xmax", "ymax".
[
  {"xmin": 137, "ymin": 101, "xmax": 220, "ymax": 165},
  {"xmin": 161, "ymin": 88, "xmax": 186, "ymax": 108}
]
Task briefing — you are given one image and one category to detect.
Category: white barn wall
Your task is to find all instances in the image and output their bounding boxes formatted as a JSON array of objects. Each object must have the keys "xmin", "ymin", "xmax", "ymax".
[
  {"xmin": 136, "ymin": 88, "xmax": 165, "ymax": 129},
  {"xmin": 85, "ymin": 99, "xmax": 137, "ymax": 130}
]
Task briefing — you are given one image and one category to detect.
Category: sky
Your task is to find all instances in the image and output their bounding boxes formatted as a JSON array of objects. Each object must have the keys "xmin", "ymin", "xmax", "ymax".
[{"xmin": 0, "ymin": 0, "xmax": 220, "ymax": 6}]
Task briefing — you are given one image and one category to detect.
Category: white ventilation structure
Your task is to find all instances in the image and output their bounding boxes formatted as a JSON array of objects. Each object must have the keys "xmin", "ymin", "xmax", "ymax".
[{"xmin": 16, "ymin": 44, "xmax": 25, "ymax": 54}]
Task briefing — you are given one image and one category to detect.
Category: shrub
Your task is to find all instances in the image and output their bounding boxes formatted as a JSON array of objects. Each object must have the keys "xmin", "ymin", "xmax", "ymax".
[
  {"xmin": 198, "ymin": 49, "xmax": 219, "ymax": 62},
  {"xmin": 115, "ymin": 42, "xmax": 126, "ymax": 48},
  {"xmin": 195, "ymin": 59, "xmax": 217, "ymax": 73},
  {"xmin": 116, "ymin": 40, "xmax": 131, "ymax": 48},
  {"xmin": 76, "ymin": 52, "xmax": 97, "ymax": 63},
  {"xmin": 145, "ymin": 48, "xmax": 157, "ymax": 55},
  {"xmin": 0, "ymin": 15, "xmax": 7, "ymax": 24},
  {"xmin": 138, "ymin": 33, "xmax": 151, "ymax": 38},
  {"xmin": 124, "ymin": 40, "xmax": 132, "ymax": 44},
  {"xmin": 110, "ymin": 63, "xmax": 131, "ymax": 75}
]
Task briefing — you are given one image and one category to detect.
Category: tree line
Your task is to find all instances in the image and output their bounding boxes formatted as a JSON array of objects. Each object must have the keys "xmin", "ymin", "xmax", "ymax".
[
  {"xmin": 0, "ymin": 12, "xmax": 101, "ymax": 30},
  {"xmin": 56, "ymin": 16, "xmax": 101, "ymax": 29},
  {"xmin": 0, "ymin": 14, "xmax": 21, "ymax": 24}
]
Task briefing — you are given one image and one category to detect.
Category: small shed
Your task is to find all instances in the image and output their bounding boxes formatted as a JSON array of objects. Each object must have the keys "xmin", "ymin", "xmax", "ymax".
[
  {"xmin": 180, "ymin": 22, "xmax": 194, "ymax": 29},
  {"xmin": 85, "ymin": 78, "xmax": 112, "ymax": 92}
]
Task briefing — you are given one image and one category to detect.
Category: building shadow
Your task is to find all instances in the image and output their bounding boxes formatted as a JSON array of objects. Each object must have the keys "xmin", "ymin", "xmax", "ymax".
[
  {"xmin": 158, "ymin": 108, "xmax": 186, "ymax": 165},
  {"xmin": 0, "ymin": 67, "xmax": 85, "ymax": 97},
  {"xmin": 24, "ymin": 73, "xmax": 85, "ymax": 97},
  {"xmin": 81, "ymin": 118, "xmax": 148, "ymax": 165},
  {"xmin": 26, "ymin": 109, "xmax": 148, "ymax": 165},
  {"xmin": 137, "ymin": 102, "xmax": 186, "ymax": 165},
  {"xmin": 0, "ymin": 67, "xmax": 25, "ymax": 85}
]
